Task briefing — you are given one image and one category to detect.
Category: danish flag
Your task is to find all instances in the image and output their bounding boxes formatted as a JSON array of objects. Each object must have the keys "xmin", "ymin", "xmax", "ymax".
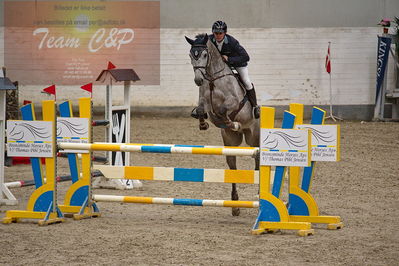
[{"xmin": 325, "ymin": 43, "xmax": 331, "ymax": 74}]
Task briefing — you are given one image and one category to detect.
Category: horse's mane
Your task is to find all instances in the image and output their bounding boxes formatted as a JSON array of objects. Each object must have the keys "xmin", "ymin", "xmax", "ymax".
[{"xmin": 195, "ymin": 33, "xmax": 207, "ymax": 39}]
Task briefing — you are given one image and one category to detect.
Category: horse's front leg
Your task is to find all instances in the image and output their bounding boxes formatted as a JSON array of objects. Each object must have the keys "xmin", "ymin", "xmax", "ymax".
[
  {"xmin": 243, "ymin": 127, "xmax": 260, "ymax": 171},
  {"xmin": 219, "ymin": 99, "xmax": 242, "ymax": 131},
  {"xmin": 197, "ymin": 104, "xmax": 209, "ymax": 130},
  {"xmin": 197, "ymin": 92, "xmax": 209, "ymax": 130}
]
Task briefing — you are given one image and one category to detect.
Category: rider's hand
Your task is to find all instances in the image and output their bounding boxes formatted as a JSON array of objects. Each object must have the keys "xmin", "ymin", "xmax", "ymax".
[{"xmin": 222, "ymin": 55, "xmax": 228, "ymax": 62}]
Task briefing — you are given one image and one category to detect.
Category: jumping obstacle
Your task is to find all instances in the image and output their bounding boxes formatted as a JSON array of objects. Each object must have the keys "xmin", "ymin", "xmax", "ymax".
[
  {"xmin": 3, "ymin": 100, "xmax": 64, "ymax": 225},
  {"xmin": 57, "ymin": 103, "xmax": 322, "ymax": 235},
  {"xmin": 3, "ymin": 97, "xmax": 342, "ymax": 236},
  {"xmin": 59, "ymin": 101, "xmax": 342, "ymax": 235}
]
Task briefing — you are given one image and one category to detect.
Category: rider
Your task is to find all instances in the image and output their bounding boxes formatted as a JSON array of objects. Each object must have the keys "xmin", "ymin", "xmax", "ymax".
[{"xmin": 191, "ymin": 20, "xmax": 260, "ymax": 119}]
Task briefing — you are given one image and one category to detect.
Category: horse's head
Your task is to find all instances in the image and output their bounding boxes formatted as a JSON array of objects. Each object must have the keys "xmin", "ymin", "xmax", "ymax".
[{"xmin": 185, "ymin": 34, "xmax": 209, "ymax": 86}]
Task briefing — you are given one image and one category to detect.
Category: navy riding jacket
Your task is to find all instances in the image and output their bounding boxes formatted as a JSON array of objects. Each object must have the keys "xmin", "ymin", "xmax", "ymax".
[{"xmin": 209, "ymin": 34, "xmax": 250, "ymax": 68}]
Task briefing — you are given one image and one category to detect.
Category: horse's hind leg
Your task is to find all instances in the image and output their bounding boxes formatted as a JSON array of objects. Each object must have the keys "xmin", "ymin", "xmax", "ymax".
[
  {"xmin": 222, "ymin": 129, "xmax": 243, "ymax": 216},
  {"xmin": 226, "ymin": 156, "xmax": 240, "ymax": 216}
]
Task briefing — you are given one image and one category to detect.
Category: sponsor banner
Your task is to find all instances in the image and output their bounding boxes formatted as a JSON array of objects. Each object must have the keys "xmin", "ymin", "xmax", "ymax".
[
  {"xmin": 296, "ymin": 125, "xmax": 340, "ymax": 162},
  {"xmin": 7, "ymin": 121, "xmax": 53, "ymax": 157},
  {"xmin": 260, "ymin": 128, "xmax": 311, "ymax": 167},
  {"xmin": 57, "ymin": 117, "xmax": 89, "ymax": 153},
  {"xmin": 5, "ymin": 1, "xmax": 160, "ymax": 85},
  {"xmin": 376, "ymin": 36, "xmax": 392, "ymax": 103}
]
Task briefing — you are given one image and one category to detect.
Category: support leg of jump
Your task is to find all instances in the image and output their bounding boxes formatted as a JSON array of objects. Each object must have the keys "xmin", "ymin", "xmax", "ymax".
[
  {"xmin": 58, "ymin": 98, "xmax": 100, "ymax": 220},
  {"xmin": 252, "ymin": 107, "xmax": 313, "ymax": 236},
  {"xmin": 3, "ymin": 100, "xmax": 65, "ymax": 225},
  {"xmin": 287, "ymin": 104, "xmax": 343, "ymax": 230}
]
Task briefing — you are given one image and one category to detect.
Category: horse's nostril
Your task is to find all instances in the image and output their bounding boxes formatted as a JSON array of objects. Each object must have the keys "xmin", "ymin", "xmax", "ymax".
[{"xmin": 194, "ymin": 78, "xmax": 203, "ymax": 86}]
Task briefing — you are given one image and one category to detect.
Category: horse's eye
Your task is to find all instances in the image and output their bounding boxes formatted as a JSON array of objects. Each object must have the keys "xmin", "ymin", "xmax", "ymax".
[{"xmin": 203, "ymin": 53, "xmax": 207, "ymax": 58}]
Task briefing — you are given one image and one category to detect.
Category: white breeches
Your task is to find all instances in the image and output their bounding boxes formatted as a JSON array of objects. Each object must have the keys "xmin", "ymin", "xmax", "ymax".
[{"xmin": 236, "ymin": 66, "xmax": 252, "ymax": 90}]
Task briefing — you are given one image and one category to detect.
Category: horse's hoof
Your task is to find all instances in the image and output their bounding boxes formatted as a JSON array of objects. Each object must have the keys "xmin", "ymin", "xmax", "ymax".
[
  {"xmin": 199, "ymin": 122, "xmax": 209, "ymax": 130},
  {"xmin": 232, "ymin": 208, "xmax": 240, "ymax": 216}
]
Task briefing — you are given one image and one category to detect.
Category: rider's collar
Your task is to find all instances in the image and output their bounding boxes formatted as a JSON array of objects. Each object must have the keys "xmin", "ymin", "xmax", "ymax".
[{"xmin": 222, "ymin": 36, "xmax": 228, "ymax": 44}]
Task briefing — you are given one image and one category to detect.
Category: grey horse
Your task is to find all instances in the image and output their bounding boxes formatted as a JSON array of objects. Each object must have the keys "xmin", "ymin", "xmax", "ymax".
[{"xmin": 185, "ymin": 34, "xmax": 259, "ymax": 216}]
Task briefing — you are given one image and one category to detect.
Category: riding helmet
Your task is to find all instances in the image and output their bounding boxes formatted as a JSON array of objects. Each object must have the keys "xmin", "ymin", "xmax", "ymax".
[{"xmin": 212, "ymin": 21, "xmax": 227, "ymax": 33}]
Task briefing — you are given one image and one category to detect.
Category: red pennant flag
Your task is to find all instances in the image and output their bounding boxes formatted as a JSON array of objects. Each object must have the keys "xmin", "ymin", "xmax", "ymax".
[
  {"xmin": 23, "ymin": 100, "xmax": 32, "ymax": 105},
  {"xmin": 81, "ymin": 83, "xmax": 93, "ymax": 93},
  {"xmin": 325, "ymin": 44, "xmax": 331, "ymax": 74},
  {"xmin": 107, "ymin": 61, "xmax": 116, "ymax": 70},
  {"xmin": 42, "ymin": 85, "xmax": 56, "ymax": 96}
]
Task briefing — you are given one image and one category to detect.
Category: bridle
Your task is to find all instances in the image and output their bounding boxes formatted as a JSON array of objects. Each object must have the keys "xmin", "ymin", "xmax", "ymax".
[{"xmin": 190, "ymin": 44, "xmax": 232, "ymax": 85}]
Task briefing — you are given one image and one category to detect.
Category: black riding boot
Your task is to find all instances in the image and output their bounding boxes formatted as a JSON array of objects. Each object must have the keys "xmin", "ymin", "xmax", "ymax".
[
  {"xmin": 246, "ymin": 86, "xmax": 260, "ymax": 119},
  {"xmin": 191, "ymin": 107, "xmax": 208, "ymax": 119}
]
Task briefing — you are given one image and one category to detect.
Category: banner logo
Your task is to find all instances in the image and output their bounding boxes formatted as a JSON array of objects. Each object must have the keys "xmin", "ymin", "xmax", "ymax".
[
  {"xmin": 5, "ymin": 1, "xmax": 160, "ymax": 85},
  {"xmin": 376, "ymin": 36, "xmax": 392, "ymax": 102}
]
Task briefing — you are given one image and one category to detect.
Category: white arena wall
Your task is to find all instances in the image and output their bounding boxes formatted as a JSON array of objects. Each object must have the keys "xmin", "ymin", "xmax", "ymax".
[{"xmin": 0, "ymin": 26, "xmax": 397, "ymax": 120}]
